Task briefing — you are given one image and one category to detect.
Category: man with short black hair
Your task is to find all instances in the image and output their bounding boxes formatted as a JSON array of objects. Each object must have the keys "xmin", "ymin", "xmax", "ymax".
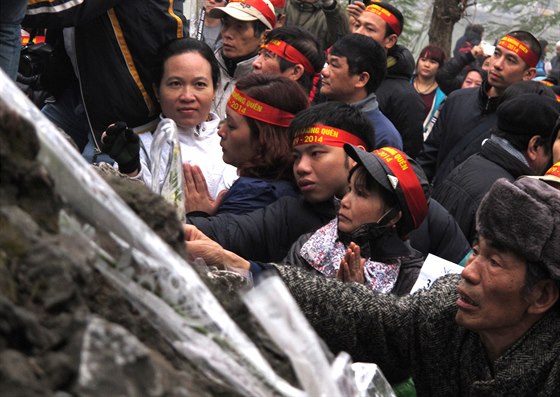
[
  {"xmin": 321, "ymin": 34, "xmax": 402, "ymax": 149},
  {"xmin": 347, "ymin": 1, "xmax": 425, "ymax": 156}
]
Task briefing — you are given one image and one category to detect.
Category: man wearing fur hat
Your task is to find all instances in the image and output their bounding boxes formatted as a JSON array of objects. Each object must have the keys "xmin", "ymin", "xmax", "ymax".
[
  {"xmin": 187, "ymin": 175, "xmax": 560, "ymax": 395},
  {"xmin": 208, "ymin": 0, "xmax": 277, "ymax": 118},
  {"xmin": 433, "ymin": 92, "xmax": 560, "ymax": 242}
]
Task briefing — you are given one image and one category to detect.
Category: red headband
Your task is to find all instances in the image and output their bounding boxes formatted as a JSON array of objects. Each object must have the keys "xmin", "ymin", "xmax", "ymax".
[
  {"xmin": 546, "ymin": 162, "xmax": 560, "ymax": 178},
  {"xmin": 293, "ymin": 124, "xmax": 366, "ymax": 148},
  {"xmin": 497, "ymin": 35, "xmax": 539, "ymax": 68},
  {"xmin": 227, "ymin": 87, "xmax": 295, "ymax": 127},
  {"xmin": 373, "ymin": 147, "xmax": 427, "ymax": 228},
  {"xmin": 262, "ymin": 39, "xmax": 315, "ymax": 74},
  {"xmin": 365, "ymin": 4, "xmax": 402, "ymax": 36},
  {"xmin": 229, "ymin": 0, "xmax": 276, "ymax": 29}
]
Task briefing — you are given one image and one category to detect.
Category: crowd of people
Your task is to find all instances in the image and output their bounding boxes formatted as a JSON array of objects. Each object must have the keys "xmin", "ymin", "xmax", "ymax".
[{"xmin": 2, "ymin": 0, "xmax": 560, "ymax": 395}]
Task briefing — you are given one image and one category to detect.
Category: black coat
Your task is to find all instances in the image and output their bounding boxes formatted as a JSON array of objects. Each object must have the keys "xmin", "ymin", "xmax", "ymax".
[
  {"xmin": 432, "ymin": 138, "xmax": 532, "ymax": 242},
  {"xmin": 187, "ymin": 196, "xmax": 337, "ymax": 262},
  {"xmin": 377, "ymin": 45, "xmax": 425, "ymax": 157},
  {"xmin": 416, "ymin": 80, "xmax": 501, "ymax": 186},
  {"xmin": 189, "ymin": 194, "xmax": 470, "ymax": 265}
]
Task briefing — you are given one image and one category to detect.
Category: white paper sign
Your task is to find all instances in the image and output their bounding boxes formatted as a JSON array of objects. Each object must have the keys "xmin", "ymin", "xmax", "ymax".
[{"xmin": 411, "ymin": 254, "xmax": 464, "ymax": 293}]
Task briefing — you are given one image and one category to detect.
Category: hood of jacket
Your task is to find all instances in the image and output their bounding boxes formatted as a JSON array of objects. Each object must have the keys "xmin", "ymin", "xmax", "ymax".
[{"xmin": 386, "ymin": 44, "xmax": 416, "ymax": 80}]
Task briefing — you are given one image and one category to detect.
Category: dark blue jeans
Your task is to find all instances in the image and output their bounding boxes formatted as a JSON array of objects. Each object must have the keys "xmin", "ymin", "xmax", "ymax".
[{"xmin": 0, "ymin": 0, "xmax": 27, "ymax": 80}]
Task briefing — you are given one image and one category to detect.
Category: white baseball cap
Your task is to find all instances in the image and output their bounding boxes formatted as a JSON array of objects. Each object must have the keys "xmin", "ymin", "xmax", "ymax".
[{"xmin": 208, "ymin": 0, "xmax": 276, "ymax": 30}]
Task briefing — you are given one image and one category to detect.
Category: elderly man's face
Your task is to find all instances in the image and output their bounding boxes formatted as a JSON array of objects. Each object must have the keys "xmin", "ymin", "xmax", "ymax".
[{"xmin": 455, "ymin": 236, "xmax": 534, "ymax": 341}]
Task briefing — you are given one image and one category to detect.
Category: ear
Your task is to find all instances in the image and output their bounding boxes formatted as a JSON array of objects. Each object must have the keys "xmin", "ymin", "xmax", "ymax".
[
  {"xmin": 276, "ymin": 14, "xmax": 287, "ymax": 28},
  {"xmin": 356, "ymin": 145, "xmax": 366, "ymax": 151},
  {"xmin": 153, "ymin": 83, "xmax": 160, "ymax": 102},
  {"xmin": 355, "ymin": 71, "xmax": 370, "ymax": 89},
  {"xmin": 383, "ymin": 34, "xmax": 398, "ymax": 50},
  {"xmin": 527, "ymin": 279, "xmax": 559, "ymax": 315},
  {"xmin": 288, "ymin": 64, "xmax": 305, "ymax": 81},
  {"xmin": 525, "ymin": 135, "xmax": 542, "ymax": 161},
  {"xmin": 523, "ymin": 67, "xmax": 537, "ymax": 80}
]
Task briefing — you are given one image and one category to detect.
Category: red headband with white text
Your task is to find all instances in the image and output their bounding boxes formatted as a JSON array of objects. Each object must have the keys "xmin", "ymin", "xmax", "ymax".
[
  {"xmin": 293, "ymin": 124, "xmax": 367, "ymax": 148},
  {"xmin": 373, "ymin": 147, "xmax": 427, "ymax": 228},
  {"xmin": 364, "ymin": 4, "xmax": 402, "ymax": 36},
  {"xmin": 497, "ymin": 35, "xmax": 538, "ymax": 68},
  {"xmin": 227, "ymin": 87, "xmax": 295, "ymax": 127},
  {"xmin": 262, "ymin": 39, "xmax": 315, "ymax": 74}
]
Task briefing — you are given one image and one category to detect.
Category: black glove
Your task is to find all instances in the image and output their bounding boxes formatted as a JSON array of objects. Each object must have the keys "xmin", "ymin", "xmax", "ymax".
[{"xmin": 101, "ymin": 122, "xmax": 140, "ymax": 174}]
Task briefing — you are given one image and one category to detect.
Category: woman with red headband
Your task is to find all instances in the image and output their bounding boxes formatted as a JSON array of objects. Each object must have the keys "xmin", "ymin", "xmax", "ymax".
[
  {"xmin": 282, "ymin": 145, "xmax": 431, "ymax": 294},
  {"xmin": 184, "ymin": 73, "xmax": 309, "ymax": 216}
]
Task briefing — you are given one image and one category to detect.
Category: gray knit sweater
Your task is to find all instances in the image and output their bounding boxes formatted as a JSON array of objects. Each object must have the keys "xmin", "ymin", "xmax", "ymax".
[{"xmin": 274, "ymin": 267, "xmax": 560, "ymax": 396}]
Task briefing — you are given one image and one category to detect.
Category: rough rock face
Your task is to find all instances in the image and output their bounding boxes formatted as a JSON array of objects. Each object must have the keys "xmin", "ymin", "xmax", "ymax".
[{"xmin": 0, "ymin": 101, "xmax": 294, "ymax": 396}]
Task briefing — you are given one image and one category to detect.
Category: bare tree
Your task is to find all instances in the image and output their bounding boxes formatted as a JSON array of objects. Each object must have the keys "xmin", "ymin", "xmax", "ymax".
[{"xmin": 428, "ymin": 0, "xmax": 468, "ymax": 57}]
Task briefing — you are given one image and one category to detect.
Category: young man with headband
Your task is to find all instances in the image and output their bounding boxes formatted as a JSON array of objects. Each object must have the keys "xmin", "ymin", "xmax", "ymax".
[
  {"xmin": 252, "ymin": 26, "xmax": 325, "ymax": 102},
  {"xmin": 347, "ymin": 1, "xmax": 425, "ymax": 157},
  {"xmin": 208, "ymin": 0, "xmax": 277, "ymax": 118},
  {"xmin": 418, "ymin": 30, "xmax": 542, "ymax": 187}
]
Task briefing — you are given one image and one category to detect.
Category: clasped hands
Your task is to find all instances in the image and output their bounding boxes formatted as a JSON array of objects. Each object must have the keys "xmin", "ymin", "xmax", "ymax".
[{"xmin": 183, "ymin": 163, "xmax": 227, "ymax": 215}]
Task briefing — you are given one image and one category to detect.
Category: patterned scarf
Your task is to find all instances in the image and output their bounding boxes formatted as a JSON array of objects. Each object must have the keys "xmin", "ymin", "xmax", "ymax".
[{"xmin": 300, "ymin": 219, "xmax": 400, "ymax": 292}]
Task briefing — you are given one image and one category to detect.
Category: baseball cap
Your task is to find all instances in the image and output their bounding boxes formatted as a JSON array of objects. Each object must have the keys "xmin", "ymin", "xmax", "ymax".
[{"xmin": 208, "ymin": 0, "xmax": 276, "ymax": 29}]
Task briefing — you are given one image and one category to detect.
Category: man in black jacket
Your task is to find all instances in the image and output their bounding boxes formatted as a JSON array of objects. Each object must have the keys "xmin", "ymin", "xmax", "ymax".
[
  {"xmin": 417, "ymin": 30, "xmax": 542, "ymax": 187},
  {"xmin": 347, "ymin": 1, "xmax": 424, "ymax": 157},
  {"xmin": 433, "ymin": 93, "xmax": 559, "ymax": 243}
]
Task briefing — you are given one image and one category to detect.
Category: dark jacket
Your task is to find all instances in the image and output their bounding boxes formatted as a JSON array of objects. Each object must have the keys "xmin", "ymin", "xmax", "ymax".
[
  {"xmin": 187, "ymin": 196, "xmax": 337, "ymax": 262},
  {"xmin": 189, "ymin": 192, "xmax": 469, "ymax": 264},
  {"xmin": 352, "ymin": 93, "xmax": 403, "ymax": 150},
  {"xmin": 274, "ymin": 270, "xmax": 560, "ymax": 395},
  {"xmin": 376, "ymin": 45, "xmax": 425, "ymax": 157},
  {"xmin": 410, "ymin": 199, "xmax": 470, "ymax": 263},
  {"xmin": 432, "ymin": 137, "xmax": 532, "ymax": 242},
  {"xmin": 217, "ymin": 177, "xmax": 300, "ymax": 215},
  {"xmin": 435, "ymin": 52, "xmax": 477, "ymax": 95},
  {"xmin": 283, "ymin": 228, "xmax": 424, "ymax": 296},
  {"xmin": 416, "ymin": 80, "xmax": 501, "ymax": 186},
  {"xmin": 284, "ymin": 0, "xmax": 349, "ymax": 50},
  {"xmin": 24, "ymin": 1, "xmax": 187, "ymax": 133}
]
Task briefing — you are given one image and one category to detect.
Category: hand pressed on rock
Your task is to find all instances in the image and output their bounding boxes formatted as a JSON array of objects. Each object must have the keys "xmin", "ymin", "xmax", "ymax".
[
  {"xmin": 337, "ymin": 242, "xmax": 365, "ymax": 284},
  {"xmin": 183, "ymin": 225, "xmax": 250, "ymax": 271},
  {"xmin": 183, "ymin": 163, "xmax": 227, "ymax": 215}
]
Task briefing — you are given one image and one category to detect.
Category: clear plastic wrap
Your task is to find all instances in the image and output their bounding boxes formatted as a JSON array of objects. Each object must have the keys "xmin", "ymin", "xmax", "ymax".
[{"xmin": 149, "ymin": 118, "xmax": 186, "ymax": 220}]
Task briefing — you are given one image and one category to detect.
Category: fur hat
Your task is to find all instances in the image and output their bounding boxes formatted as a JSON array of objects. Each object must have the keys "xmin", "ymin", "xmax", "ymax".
[{"xmin": 476, "ymin": 177, "xmax": 560, "ymax": 278}]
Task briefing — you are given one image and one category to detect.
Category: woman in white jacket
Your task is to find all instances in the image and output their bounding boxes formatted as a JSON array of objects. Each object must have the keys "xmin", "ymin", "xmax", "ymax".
[{"xmin": 101, "ymin": 38, "xmax": 237, "ymax": 199}]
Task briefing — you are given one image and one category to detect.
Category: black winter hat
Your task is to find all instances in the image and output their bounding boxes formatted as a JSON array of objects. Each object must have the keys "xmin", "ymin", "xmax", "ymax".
[
  {"xmin": 497, "ymin": 93, "xmax": 560, "ymax": 138},
  {"xmin": 476, "ymin": 177, "xmax": 560, "ymax": 278}
]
